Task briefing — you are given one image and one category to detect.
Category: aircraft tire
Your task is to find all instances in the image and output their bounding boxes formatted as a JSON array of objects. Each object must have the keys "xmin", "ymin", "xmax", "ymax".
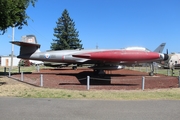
[
  {"xmin": 149, "ymin": 72, "xmax": 154, "ymax": 76},
  {"xmin": 72, "ymin": 66, "xmax": 77, "ymax": 70}
]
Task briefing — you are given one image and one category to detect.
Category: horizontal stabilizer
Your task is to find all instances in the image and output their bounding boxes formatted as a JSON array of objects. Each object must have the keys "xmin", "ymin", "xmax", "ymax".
[
  {"xmin": 11, "ymin": 41, "xmax": 40, "ymax": 48},
  {"xmin": 10, "ymin": 35, "xmax": 41, "ymax": 57}
]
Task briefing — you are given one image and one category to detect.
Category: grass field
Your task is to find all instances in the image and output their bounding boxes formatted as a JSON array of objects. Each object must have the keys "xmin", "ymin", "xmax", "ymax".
[
  {"xmin": 0, "ymin": 66, "xmax": 180, "ymax": 100},
  {"xmin": 0, "ymin": 66, "xmax": 46, "ymax": 75},
  {"xmin": 127, "ymin": 66, "xmax": 180, "ymax": 77},
  {"xmin": 1, "ymin": 66, "xmax": 180, "ymax": 76},
  {"xmin": 1, "ymin": 76, "xmax": 180, "ymax": 100}
]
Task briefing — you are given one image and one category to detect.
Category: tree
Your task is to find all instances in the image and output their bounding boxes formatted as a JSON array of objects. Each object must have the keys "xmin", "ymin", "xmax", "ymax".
[
  {"xmin": 18, "ymin": 59, "xmax": 31, "ymax": 66},
  {"xmin": 0, "ymin": 0, "xmax": 37, "ymax": 34},
  {"xmin": 51, "ymin": 9, "xmax": 83, "ymax": 50}
]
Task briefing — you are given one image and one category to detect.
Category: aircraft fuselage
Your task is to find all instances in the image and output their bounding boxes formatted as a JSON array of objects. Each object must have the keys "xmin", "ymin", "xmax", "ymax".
[{"xmin": 18, "ymin": 49, "xmax": 166, "ymax": 65}]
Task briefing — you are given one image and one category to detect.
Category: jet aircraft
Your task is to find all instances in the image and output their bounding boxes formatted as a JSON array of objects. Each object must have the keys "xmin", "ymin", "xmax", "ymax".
[
  {"xmin": 163, "ymin": 53, "xmax": 180, "ymax": 69},
  {"xmin": 11, "ymin": 35, "xmax": 168, "ymax": 76}
]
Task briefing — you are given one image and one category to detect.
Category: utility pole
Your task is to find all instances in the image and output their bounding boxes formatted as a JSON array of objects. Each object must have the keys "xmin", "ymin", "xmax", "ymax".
[{"xmin": 10, "ymin": 26, "xmax": 15, "ymax": 74}]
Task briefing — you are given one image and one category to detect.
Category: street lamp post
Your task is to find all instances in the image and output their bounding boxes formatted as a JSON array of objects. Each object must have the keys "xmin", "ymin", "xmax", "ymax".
[{"xmin": 10, "ymin": 26, "xmax": 15, "ymax": 76}]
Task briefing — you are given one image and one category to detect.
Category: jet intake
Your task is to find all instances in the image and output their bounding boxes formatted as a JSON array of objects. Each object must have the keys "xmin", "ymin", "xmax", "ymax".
[{"xmin": 160, "ymin": 53, "xmax": 169, "ymax": 61}]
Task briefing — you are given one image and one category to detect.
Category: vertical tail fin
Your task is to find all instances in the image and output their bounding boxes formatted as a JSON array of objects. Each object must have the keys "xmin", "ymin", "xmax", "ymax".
[
  {"xmin": 153, "ymin": 43, "xmax": 166, "ymax": 53},
  {"xmin": 11, "ymin": 35, "xmax": 40, "ymax": 58}
]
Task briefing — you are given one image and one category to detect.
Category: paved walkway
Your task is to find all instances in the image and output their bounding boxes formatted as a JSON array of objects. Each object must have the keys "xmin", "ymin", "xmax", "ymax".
[{"xmin": 0, "ymin": 97, "xmax": 180, "ymax": 120}]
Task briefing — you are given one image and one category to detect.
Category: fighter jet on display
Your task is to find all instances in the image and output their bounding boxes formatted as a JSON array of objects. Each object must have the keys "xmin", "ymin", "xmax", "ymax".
[
  {"xmin": 11, "ymin": 35, "xmax": 168, "ymax": 76},
  {"xmin": 163, "ymin": 53, "xmax": 180, "ymax": 69}
]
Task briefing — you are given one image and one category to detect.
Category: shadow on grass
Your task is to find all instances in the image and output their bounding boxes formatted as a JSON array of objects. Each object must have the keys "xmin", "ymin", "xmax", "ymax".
[
  {"xmin": 0, "ymin": 72, "xmax": 32, "ymax": 76},
  {"xmin": 0, "ymin": 81, "xmax": 6, "ymax": 86},
  {"xmin": 12, "ymin": 72, "xmax": 32, "ymax": 75},
  {"xmin": 0, "ymin": 72, "xmax": 8, "ymax": 75}
]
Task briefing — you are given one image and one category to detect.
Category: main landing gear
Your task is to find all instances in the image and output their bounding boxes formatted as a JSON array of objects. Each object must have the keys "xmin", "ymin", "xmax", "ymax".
[
  {"xmin": 149, "ymin": 63, "xmax": 154, "ymax": 76},
  {"xmin": 72, "ymin": 66, "xmax": 77, "ymax": 70},
  {"xmin": 94, "ymin": 69, "xmax": 105, "ymax": 75}
]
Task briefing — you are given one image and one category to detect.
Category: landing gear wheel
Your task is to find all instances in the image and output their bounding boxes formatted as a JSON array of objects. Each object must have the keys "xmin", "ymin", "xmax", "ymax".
[
  {"xmin": 93, "ymin": 69, "xmax": 105, "ymax": 77},
  {"xmin": 149, "ymin": 62, "xmax": 155, "ymax": 76},
  {"xmin": 149, "ymin": 72, "xmax": 154, "ymax": 76},
  {"xmin": 93, "ymin": 69, "xmax": 99, "ymax": 75},
  {"xmin": 72, "ymin": 66, "xmax": 77, "ymax": 70}
]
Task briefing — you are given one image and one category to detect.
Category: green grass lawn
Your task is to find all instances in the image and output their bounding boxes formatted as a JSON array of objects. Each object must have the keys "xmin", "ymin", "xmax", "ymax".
[
  {"xmin": 0, "ymin": 66, "xmax": 48, "ymax": 75},
  {"xmin": 1, "ymin": 66, "xmax": 180, "ymax": 75},
  {"xmin": 127, "ymin": 66, "xmax": 180, "ymax": 77},
  {"xmin": 1, "ymin": 66, "xmax": 180, "ymax": 99}
]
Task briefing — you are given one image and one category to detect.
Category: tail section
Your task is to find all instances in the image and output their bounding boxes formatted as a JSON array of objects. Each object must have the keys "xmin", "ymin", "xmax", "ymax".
[
  {"xmin": 153, "ymin": 43, "xmax": 166, "ymax": 53},
  {"xmin": 11, "ymin": 35, "xmax": 40, "ymax": 58}
]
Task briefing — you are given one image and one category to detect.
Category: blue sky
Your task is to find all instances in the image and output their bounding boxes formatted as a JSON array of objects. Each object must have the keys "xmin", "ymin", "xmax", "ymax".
[{"xmin": 1, "ymin": 0, "xmax": 180, "ymax": 56}]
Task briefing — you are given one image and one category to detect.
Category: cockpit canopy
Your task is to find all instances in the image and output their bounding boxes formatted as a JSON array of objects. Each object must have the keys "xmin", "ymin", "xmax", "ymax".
[{"xmin": 123, "ymin": 47, "xmax": 151, "ymax": 52}]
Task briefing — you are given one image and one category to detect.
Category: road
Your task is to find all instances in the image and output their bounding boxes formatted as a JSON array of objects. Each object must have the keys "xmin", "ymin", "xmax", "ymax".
[{"xmin": 0, "ymin": 97, "xmax": 180, "ymax": 120}]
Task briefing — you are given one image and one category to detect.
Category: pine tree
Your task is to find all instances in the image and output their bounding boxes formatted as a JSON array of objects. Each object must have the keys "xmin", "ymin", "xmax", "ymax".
[{"xmin": 51, "ymin": 9, "xmax": 83, "ymax": 50}]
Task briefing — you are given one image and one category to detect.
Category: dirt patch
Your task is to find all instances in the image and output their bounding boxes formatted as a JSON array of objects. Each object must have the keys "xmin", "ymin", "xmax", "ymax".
[{"xmin": 9, "ymin": 68, "xmax": 179, "ymax": 90}]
